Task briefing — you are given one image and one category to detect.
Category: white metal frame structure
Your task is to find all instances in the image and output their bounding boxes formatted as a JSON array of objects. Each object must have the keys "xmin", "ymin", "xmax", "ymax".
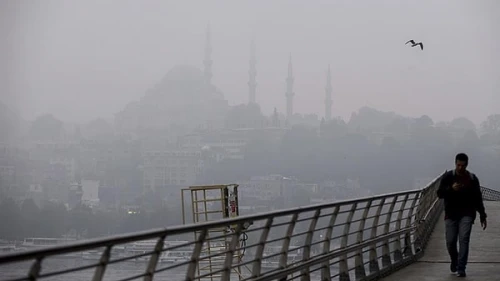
[{"xmin": 181, "ymin": 184, "xmax": 246, "ymax": 281}]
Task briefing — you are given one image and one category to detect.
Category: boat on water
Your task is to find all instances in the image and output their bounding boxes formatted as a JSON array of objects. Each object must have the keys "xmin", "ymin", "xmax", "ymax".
[
  {"xmin": 159, "ymin": 240, "xmax": 194, "ymax": 264},
  {"xmin": 261, "ymin": 247, "xmax": 301, "ymax": 269},
  {"xmin": 81, "ymin": 245, "xmax": 127, "ymax": 260},
  {"xmin": 124, "ymin": 240, "xmax": 195, "ymax": 263},
  {"xmin": 17, "ymin": 237, "xmax": 82, "ymax": 258},
  {"xmin": 19, "ymin": 237, "xmax": 77, "ymax": 248},
  {"xmin": 124, "ymin": 239, "xmax": 159, "ymax": 262},
  {"xmin": 258, "ymin": 243, "xmax": 341, "ymax": 270},
  {"xmin": 0, "ymin": 244, "xmax": 18, "ymax": 254},
  {"xmin": 81, "ymin": 249, "xmax": 101, "ymax": 260},
  {"xmin": 159, "ymin": 249, "xmax": 191, "ymax": 264}
]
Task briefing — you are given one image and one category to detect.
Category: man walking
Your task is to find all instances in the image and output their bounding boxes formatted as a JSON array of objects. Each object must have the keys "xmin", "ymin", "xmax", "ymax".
[{"xmin": 437, "ymin": 153, "xmax": 487, "ymax": 277}]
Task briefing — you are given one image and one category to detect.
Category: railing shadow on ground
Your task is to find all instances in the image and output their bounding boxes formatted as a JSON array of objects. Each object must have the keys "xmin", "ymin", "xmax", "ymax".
[{"xmin": 0, "ymin": 172, "xmax": 499, "ymax": 281}]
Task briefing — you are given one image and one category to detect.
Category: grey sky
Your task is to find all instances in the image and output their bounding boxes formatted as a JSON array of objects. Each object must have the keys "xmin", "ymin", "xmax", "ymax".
[{"xmin": 2, "ymin": 0, "xmax": 498, "ymax": 125}]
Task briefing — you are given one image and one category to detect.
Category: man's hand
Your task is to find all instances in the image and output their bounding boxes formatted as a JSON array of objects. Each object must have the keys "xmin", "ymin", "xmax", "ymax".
[
  {"xmin": 452, "ymin": 182, "xmax": 462, "ymax": 191},
  {"xmin": 481, "ymin": 218, "xmax": 487, "ymax": 230}
]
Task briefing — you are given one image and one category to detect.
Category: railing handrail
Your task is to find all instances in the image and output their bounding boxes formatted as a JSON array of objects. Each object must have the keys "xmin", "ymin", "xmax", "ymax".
[
  {"xmin": 481, "ymin": 185, "xmax": 500, "ymax": 201},
  {"xmin": 481, "ymin": 186, "xmax": 500, "ymax": 194},
  {"xmin": 0, "ymin": 187, "xmax": 427, "ymax": 264}
]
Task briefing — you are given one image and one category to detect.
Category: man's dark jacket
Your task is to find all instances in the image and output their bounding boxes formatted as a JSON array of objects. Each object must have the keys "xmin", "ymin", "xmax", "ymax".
[{"xmin": 437, "ymin": 170, "xmax": 487, "ymax": 221}]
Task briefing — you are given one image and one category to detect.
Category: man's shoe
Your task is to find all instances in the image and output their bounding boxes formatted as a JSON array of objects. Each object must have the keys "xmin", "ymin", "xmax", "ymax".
[
  {"xmin": 457, "ymin": 271, "xmax": 466, "ymax": 277},
  {"xmin": 450, "ymin": 262, "xmax": 457, "ymax": 273}
]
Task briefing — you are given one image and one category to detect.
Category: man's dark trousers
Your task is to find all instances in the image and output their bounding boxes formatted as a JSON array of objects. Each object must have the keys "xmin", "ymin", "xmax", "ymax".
[{"xmin": 445, "ymin": 216, "xmax": 474, "ymax": 272}]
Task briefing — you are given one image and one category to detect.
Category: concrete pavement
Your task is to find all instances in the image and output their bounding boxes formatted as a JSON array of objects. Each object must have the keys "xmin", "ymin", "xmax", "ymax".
[{"xmin": 381, "ymin": 201, "xmax": 500, "ymax": 281}]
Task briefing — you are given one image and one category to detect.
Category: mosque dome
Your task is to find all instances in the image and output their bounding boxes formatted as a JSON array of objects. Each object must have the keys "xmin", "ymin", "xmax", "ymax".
[
  {"xmin": 116, "ymin": 64, "xmax": 228, "ymax": 132},
  {"xmin": 143, "ymin": 65, "xmax": 223, "ymax": 102},
  {"xmin": 160, "ymin": 65, "xmax": 204, "ymax": 83}
]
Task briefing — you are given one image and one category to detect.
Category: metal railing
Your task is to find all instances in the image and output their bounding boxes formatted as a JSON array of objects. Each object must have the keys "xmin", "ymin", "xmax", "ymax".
[
  {"xmin": 0, "ymin": 172, "xmax": 495, "ymax": 281},
  {"xmin": 481, "ymin": 186, "xmax": 500, "ymax": 201}
]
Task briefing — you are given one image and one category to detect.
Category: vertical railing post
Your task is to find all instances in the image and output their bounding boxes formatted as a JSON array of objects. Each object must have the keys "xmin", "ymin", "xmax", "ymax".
[
  {"xmin": 92, "ymin": 245, "xmax": 112, "ymax": 281},
  {"xmin": 320, "ymin": 206, "xmax": 339, "ymax": 281},
  {"xmin": 381, "ymin": 196, "xmax": 398, "ymax": 268},
  {"xmin": 279, "ymin": 213, "xmax": 299, "ymax": 281},
  {"xmin": 368, "ymin": 198, "xmax": 386, "ymax": 275},
  {"xmin": 221, "ymin": 223, "xmax": 243, "ymax": 281},
  {"xmin": 354, "ymin": 200, "xmax": 372, "ymax": 280},
  {"xmin": 28, "ymin": 257, "xmax": 43, "ymax": 281},
  {"xmin": 251, "ymin": 217, "xmax": 274, "ymax": 278},
  {"xmin": 392, "ymin": 194, "xmax": 410, "ymax": 263},
  {"xmin": 144, "ymin": 235, "xmax": 167, "ymax": 281},
  {"xmin": 413, "ymin": 189, "xmax": 426, "ymax": 253},
  {"xmin": 300, "ymin": 209, "xmax": 321, "ymax": 281},
  {"xmin": 402, "ymin": 194, "xmax": 419, "ymax": 258},
  {"xmin": 338, "ymin": 203, "xmax": 357, "ymax": 281},
  {"xmin": 186, "ymin": 228, "xmax": 208, "ymax": 281}
]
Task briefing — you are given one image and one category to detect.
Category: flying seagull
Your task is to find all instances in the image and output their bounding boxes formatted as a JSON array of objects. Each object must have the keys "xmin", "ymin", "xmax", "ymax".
[{"xmin": 405, "ymin": 40, "xmax": 423, "ymax": 50}]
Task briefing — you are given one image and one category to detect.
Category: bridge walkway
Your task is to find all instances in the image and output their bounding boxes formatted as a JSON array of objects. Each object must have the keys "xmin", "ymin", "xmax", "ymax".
[
  {"xmin": 381, "ymin": 201, "xmax": 500, "ymax": 281},
  {"xmin": 0, "ymin": 173, "xmax": 498, "ymax": 281}
]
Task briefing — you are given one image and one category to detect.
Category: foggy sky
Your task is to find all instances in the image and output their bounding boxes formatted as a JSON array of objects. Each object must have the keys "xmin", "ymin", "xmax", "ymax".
[{"xmin": 1, "ymin": 0, "xmax": 498, "ymax": 125}]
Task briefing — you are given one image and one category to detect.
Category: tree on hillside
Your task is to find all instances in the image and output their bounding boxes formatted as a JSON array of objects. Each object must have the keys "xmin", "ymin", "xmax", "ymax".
[
  {"xmin": 243, "ymin": 138, "xmax": 279, "ymax": 176},
  {"xmin": 20, "ymin": 199, "xmax": 40, "ymax": 237},
  {"xmin": 0, "ymin": 102, "xmax": 20, "ymax": 141},
  {"xmin": 0, "ymin": 198, "xmax": 23, "ymax": 240},
  {"xmin": 457, "ymin": 130, "xmax": 480, "ymax": 149},
  {"xmin": 479, "ymin": 114, "xmax": 500, "ymax": 145},
  {"xmin": 320, "ymin": 118, "xmax": 348, "ymax": 141},
  {"xmin": 348, "ymin": 107, "xmax": 401, "ymax": 133},
  {"xmin": 84, "ymin": 118, "xmax": 114, "ymax": 141},
  {"xmin": 224, "ymin": 103, "xmax": 267, "ymax": 129},
  {"xmin": 450, "ymin": 117, "xmax": 476, "ymax": 131},
  {"xmin": 414, "ymin": 115, "xmax": 434, "ymax": 128},
  {"xmin": 278, "ymin": 125, "xmax": 321, "ymax": 181},
  {"xmin": 480, "ymin": 114, "xmax": 500, "ymax": 134},
  {"xmin": 38, "ymin": 201, "xmax": 68, "ymax": 237},
  {"xmin": 67, "ymin": 204, "xmax": 94, "ymax": 238},
  {"xmin": 384, "ymin": 117, "xmax": 410, "ymax": 134},
  {"xmin": 30, "ymin": 114, "xmax": 65, "ymax": 140}
]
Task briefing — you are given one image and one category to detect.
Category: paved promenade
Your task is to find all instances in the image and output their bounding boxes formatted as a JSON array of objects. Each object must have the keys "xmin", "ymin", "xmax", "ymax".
[{"xmin": 382, "ymin": 201, "xmax": 500, "ymax": 281}]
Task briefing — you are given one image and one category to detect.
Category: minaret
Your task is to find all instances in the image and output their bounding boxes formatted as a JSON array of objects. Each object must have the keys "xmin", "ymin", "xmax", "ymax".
[
  {"xmin": 285, "ymin": 54, "xmax": 295, "ymax": 121},
  {"xmin": 272, "ymin": 107, "xmax": 279, "ymax": 127},
  {"xmin": 248, "ymin": 39, "xmax": 257, "ymax": 104},
  {"xmin": 325, "ymin": 64, "xmax": 333, "ymax": 121},
  {"xmin": 203, "ymin": 23, "xmax": 213, "ymax": 85}
]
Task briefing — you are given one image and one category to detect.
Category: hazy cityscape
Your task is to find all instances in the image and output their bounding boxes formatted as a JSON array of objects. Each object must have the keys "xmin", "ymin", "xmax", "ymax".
[{"xmin": 0, "ymin": 1, "xmax": 498, "ymax": 280}]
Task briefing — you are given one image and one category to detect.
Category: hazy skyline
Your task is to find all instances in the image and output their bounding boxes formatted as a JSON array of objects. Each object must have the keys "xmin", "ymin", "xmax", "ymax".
[{"xmin": 1, "ymin": 0, "xmax": 498, "ymax": 125}]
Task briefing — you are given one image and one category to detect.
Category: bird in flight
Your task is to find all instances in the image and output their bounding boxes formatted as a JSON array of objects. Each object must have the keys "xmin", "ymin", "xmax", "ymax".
[{"xmin": 405, "ymin": 40, "xmax": 423, "ymax": 50}]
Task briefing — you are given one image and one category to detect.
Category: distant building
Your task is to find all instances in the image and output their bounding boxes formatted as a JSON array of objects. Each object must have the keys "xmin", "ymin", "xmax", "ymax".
[
  {"xmin": 319, "ymin": 179, "xmax": 370, "ymax": 201},
  {"xmin": 142, "ymin": 147, "xmax": 205, "ymax": 193},
  {"xmin": 79, "ymin": 139, "xmax": 141, "ymax": 202},
  {"xmin": 27, "ymin": 138, "xmax": 79, "ymax": 202},
  {"xmin": 179, "ymin": 127, "xmax": 287, "ymax": 162},
  {"xmin": 26, "ymin": 184, "xmax": 45, "ymax": 206},
  {"xmin": 238, "ymin": 174, "xmax": 318, "ymax": 209},
  {"xmin": 49, "ymin": 157, "xmax": 76, "ymax": 182},
  {"xmin": 238, "ymin": 174, "xmax": 284, "ymax": 201},
  {"xmin": 81, "ymin": 179, "xmax": 100, "ymax": 208},
  {"xmin": 68, "ymin": 182, "xmax": 82, "ymax": 209},
  {"xmin": 0, "ymin": 143, "xmax": 30, "ymax": 200}
]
